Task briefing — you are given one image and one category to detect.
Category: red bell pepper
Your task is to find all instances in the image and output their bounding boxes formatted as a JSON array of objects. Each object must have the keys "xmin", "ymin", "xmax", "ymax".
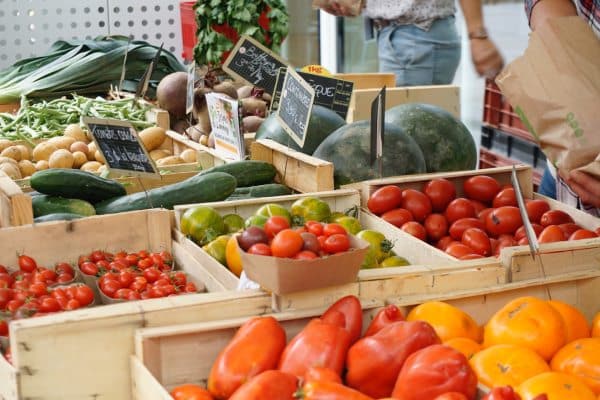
[
  {"xmin": 297, "ymin": 380, "xmax": 374, "ymax": 400},
  {"xmin": 228, "ymin": 370, "xmax": 298, "ymax": 400},
  {"xmin": 363, "ymin": 304, "xmax": 405, "ymax": 337},
  {"xmin": 321, "ymin": 295, "xmax": 363, "ymax": 344}
]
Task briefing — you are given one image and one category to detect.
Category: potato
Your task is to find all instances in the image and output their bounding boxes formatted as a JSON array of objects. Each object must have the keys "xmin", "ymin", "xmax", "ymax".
[
  {"xmin": 242, "ymin": 115, "xmax": 265, "ymax": 133},
  {"xmin": 32, "ymin": 142, "xmax": 59, "ymax": 161},
  {"xmin": 87, "ymin": 142, "xmax": 98, "ymax": 161},
  {"xmin": 80, "ymin": 161, "xmax": 102, "ymax": 173},
  {"xmin": 64, "ymin": 124, "xmax": 90, "ymax": 143},
  {"xmin": 156, "ymin": 155, "xmax": 184, "ymax": 167},
  {"xmin": 70, "ymin": 141, "xmax": 89, "ymax": 156},
  {"xmin": 35, "ymin": 160, "xmax": 49, "ymax": 171},
  {"xmin": 18, "ymin": 160, "xmax": 36, "ymax": 177},
  {"xmin": 179, "ymin": 149, "xmax": 197, "ymax": 163},
  {"xmin": 97, "ymin": 165, "xmax": 108, "ymax": 175},
  {"xmin": 0, "ymin": 156, "xmax": 18, "ymax": 166},
  {"xmin": 48, "ymin": 149, "xmax": 74, "ymax": 169},
  {"xmin": 14, "ymin": 144, "xmax": 31, "ymax": 161},
  {"xmin": 0, "ymin": 139, "xmax": 13, "ymax": 153},
  {"xmin": 0, "ymin": 163, "xmax": 21, "ymax": 179},
  {"xmin": 72, "ymin": 151, "xmax": 88, "ymax": 169},
  {"xmin": 139, "ymin": 126, "xmax": 167, "ymax": 151},
  {"xmin": 94, "ymin": 150, "xmax": 106, "ymax": 164},
  {"xmin": 149, "ymin": 149, "xmax": 171, "ymax": 161},
  {"xmin": 48, "ymin": 136, "xmax": 76, "ymax": 150},
  {"xmin": 199, "ymin": 134, "xmax": 209, "ymax": 146},
  {"xmin": 1, "ymin": 146, "xmax": 22, "ymax": 161}
]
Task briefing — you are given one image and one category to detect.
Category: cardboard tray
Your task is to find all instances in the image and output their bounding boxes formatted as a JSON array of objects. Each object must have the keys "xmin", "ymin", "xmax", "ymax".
[
  {"xmin": 174, "ymin": 189, "xmax": 505, "ymax": 311},
  {"xmin": 129, "ymin": 270, "xmax": 600, "ymax": 399},
  {"xmin": 343, "ymin": 165, "xmax": 600, "ymax": 282},
  {"xmin": 0, "ymin": 209, "xmax": 260, "ymax": 400}
]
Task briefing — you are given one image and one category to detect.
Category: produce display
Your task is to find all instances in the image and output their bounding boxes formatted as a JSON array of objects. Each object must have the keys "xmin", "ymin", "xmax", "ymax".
[
  {"xmin": 158, "ymin": 294, "xmax": 600, "ymax": 400},
  {"xmin": 366, "ymin": 174, "xmax": 599, "ymax": 260}
]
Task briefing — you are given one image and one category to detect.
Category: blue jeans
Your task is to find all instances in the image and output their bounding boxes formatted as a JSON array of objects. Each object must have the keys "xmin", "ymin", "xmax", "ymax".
[
  {"xmin": 377, "ymin": 16, "xmax": 461, "ymax": 86},
  {"xmin": 538, "ymin": 165, "xmax": 557, "ymax": 199}
]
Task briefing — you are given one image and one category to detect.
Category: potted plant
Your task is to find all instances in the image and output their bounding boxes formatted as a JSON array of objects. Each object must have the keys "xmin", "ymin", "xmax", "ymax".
[{"xmin": 193, "ymin": 0, "xmax": 289, "ymax": 67}]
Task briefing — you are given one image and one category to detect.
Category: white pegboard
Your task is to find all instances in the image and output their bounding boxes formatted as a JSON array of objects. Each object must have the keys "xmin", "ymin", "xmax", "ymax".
[{"xmin": 0, "ymin": 0, "xmax": 184, "ymax": 69}]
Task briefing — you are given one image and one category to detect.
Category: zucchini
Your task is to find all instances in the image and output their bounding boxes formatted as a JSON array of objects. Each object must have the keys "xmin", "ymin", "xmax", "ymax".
[
  {"xmin": 200, "ymin": 160, "xmax": 276, "ymax": 187},
  {"xmin": 34, "ymin": 213, "xmax": 84, "ymax": 223},
  {"xmin": 32, "ymin": 195, "xmax": 96, "ymax": 218},
  {"xmin": 227, "ymin": 183, "xmax": 293, "ymax": 200},
  {"xmin": 30, "ymin": 168, "xmax": 127, "ymax": 203},
  {"xmin": 94, "ymin": 171, "xmax": 237, "ymax": 214}
]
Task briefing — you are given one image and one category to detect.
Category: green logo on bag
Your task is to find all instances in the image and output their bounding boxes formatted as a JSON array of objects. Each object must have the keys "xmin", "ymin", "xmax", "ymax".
[
  {"xmin": 566, "ymin": 112, "xmax": 584, "ymax": 139},
  {"xmin": 514, "ymin": 106, "xmax": 539, "ymax": 141}
]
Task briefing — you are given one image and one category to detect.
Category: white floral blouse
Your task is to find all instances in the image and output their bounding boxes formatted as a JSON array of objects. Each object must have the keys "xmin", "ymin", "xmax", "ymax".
[{"xmin": 364, "ymin": 0, "xmax": 456, "ymax": 29}]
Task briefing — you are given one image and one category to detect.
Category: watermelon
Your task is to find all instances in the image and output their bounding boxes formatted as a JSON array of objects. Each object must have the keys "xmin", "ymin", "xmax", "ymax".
[
  {"xmin": 255, "ymin": 105, "xmax": 346, "ymax": 155},
  {"xmin": 385, "ymin": 103, "xmax": 477, "ymax": 173},
  {"xmin": 312, "ymin": 120, "xmax": 426, "ymax": 187}
]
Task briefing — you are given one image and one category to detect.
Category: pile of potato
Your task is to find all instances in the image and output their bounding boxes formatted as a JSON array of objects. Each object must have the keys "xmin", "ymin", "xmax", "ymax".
[{"xmin": 0, "ymin": 124, "xmax": 197, "ymax": 180}]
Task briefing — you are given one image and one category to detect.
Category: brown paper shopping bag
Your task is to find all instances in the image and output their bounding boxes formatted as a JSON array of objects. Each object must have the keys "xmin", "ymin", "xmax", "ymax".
[{"xmin": 496, "ymin": 16, "xmax": 600, "ymax": 179}]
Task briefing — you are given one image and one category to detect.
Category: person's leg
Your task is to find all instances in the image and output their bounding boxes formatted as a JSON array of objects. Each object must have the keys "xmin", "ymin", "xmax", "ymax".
[{"xmin": 377, "ymin": 16, "xmax": 461, "ymax": 86}]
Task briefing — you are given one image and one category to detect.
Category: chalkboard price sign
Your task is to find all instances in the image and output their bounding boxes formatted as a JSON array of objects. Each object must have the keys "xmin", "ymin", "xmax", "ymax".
[
  {"xmin": 83, "ymin": 117, "xmax": 159, "ymax": 179},
  {"xmin": 276, "ymin": 69, "xmax": 315, "ymax": 148},
  {"xmin": 223, "ymin": 36, "xmax": 289, "ymax": 95}
]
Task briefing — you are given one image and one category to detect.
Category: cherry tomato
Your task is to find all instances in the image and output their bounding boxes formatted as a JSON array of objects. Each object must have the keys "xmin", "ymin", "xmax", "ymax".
[
  {"xmin": 539, "ymin": 209, "xmax": 574, "ymax": 226},
  {"xmin": 118, "ymin": 270, "xmax": 135, "ymax": 288},
  {"xmin": 461, "ymin": 228, "xmax": 492, "ymax": 256},
  {"xmin": 271, "ymin": 229, "xmax": 304, "ymax": 258},
  {"xmin": 184, "ymin": 282, "xmax": 197, "ymax": 293},
  {"xmin": 538, "ymin": 225, "xmax": 565, "ymax": 243},
  {"xmin": 463, "ymin": 175, "xmax": 502, "ymax": 203},
  {"xmin": 79, "ymin": 261, "xmax": 98, "ymax": 276},
  {"xmin": 401, "ymin": 221, "xmax": 427, "ymax": 241},
  {"xmin": 18, "ymin": 255, "xmax": 37, "ymax": 273},
  {"xmin": 423, "ymin": 178, "xmax": 457, "ymax": 212},
  {"xmin": 124, "ymin": 254, "xmax": 139, "ymax": 266},
  {"xmin": 137, "ymin": 257, "xmax": 155, "ymax": 270},
  {"xmin": 322, "ymin": 223, "xmax": 347, "ymax": 237},
  {"xmin": 0, "ymin": 265, "xmax": 6, "ymax": 274},
  {"xmin": 247, "ymin": 243, "xmax": 273, "ymax": 256},
  {"xmin": 64, "ymin": 299, "xmax": 81, "ymax": 310},
  {"xmin": 449, "ymin": 217, "xmax": 486, "ymax": 241},
  {"xmin": 569, "ymin": 229, "xmax": 598, "ymax": 240},
  {"xmin": 29, "ymin": 282, "xmax": 48, "ymax": 298},
  {"xmin": 485, "ymin": 206, "xmax": 523, "ymax": 236},
  {"xmin": 381, "ymin": 208, "xmax": 414, "ymax": 228},
  {"xmin": 54, "ymin": 262, "xmax": 74, "ymax": 276},
  {"xmin": 424, "ymin": 213, "xmax": 449, "ymax": 242},
  {"xmin": 492, "ymin": 187, "xmax": 517, "ymax": 208},
  {"xmin": 322, "ymin": 234, "xmax": 350, "ymax": 254},
  {"xmin": 264, "ymin": 215, "xmax": 291, "ymax": 238},
  {"xmin": 73, "ymin": 285, "xmax": 94, "ymax": 306},
  {"xmin": 400, "ymin": 189, "xmax": 432, "ymax": 222},
  {"xmin": 367, "ymin": 185, "xmax": 403, "ymax": 215},
  {"xmin": 445, "ymin": 242, "xmax": 477, "ymax": 259},
  {"xmin": 143, "ymin": 267, "xmax": 161, "ymax": 284},
  {"xmin": 305, "ymin": 220, "xmax": 324, "ymax": 237},
  {"xmin": 294, "ymin": 250, "xmax": 319, "ymax": 260},
  {"xmin": 90, "ymin": 250, "xmax": 108, "ymax": 263},
  {"xmin": 525, "ymin": 199, "xmax": 551, "ymax": 224},
  {"xmin": 129, "ymin": 276, "xmax": 148, "ymax": 292},
  {"xmin": 38, "ymin": 296, "xmax": 61, "ymax": 313},
  {"xmin": 99, "ymin": 278, "xmax": 122, "ymax": 298},
  {"xmin": 445, "ymin": 198, "xmax": 477, "ymax": 224}
]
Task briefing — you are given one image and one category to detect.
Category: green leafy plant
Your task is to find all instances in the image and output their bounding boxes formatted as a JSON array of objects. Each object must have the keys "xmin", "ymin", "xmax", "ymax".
[{"xmin": 193, "ymin": 0, "xmax": 289, "ymax": 67}]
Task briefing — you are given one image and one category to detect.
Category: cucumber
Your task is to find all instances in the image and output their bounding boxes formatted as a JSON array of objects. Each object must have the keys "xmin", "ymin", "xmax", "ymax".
[
  {"xmin": 34, "ymin": 213, "xmax": 84, "ymax": 223},
  {"xmin": 94, "ymin": 171, "xmax": 237, "ymax": 214},
  {"xmin": 30, "ymin": 168, "xmax": 127, "ymax": 203},
  {"xmin": 200, "ymin": 160, "xmax": 276, "ymax": 187},
  {"xmin": 32, "ymin": 195, "xmax": 96, "ymax": 218},
  {"xmin": 227, "ymin": 183, "xmax": 293, "ymax": 200}
]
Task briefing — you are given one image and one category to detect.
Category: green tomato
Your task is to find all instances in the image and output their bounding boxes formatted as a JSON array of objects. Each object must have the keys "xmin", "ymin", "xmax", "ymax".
[
  {"xmin": 255, "ymin": 203, "xmax": 292, "ymax": 225},
  {"xmin": 332, "ymin": 215, "xmax": 362, "ymax": 235},
  {"xmin": 291, "ymin": 196, "xmax": 332, "ymax": 224},
  {"xmin": 185, "ymin": 206, "xmax": 226, "ymax": 246},
  {"xmin": 356, "ymin": 229, "xmax": 394, "ymax": 262},
  {"xmin": 360, "ymin": 248, "xmax": 380, "ymax": 269},
  {"xmin": 202, "ymin": 235, "xmax": 231, "ymax": 266},
  {"xmin": 223, "ymin": 213, "xmax": 245, "ymax": 233},
  {"xmin": 380, "ymin": 255, "xmax": 411, "ymax": 267},
  {"xmin": 245, "ymin": 214, "xmax": 268, "ymax": 228}
]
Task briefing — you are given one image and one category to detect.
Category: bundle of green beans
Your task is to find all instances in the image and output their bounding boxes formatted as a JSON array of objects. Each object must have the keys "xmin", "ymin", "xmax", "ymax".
[
  {"xmin": 0, "ymin": 95, "xmax": 154, "ymax": 142},
  {"xmin": 0, "ymin": 36, "xmax": 185, "ymax": 104}
]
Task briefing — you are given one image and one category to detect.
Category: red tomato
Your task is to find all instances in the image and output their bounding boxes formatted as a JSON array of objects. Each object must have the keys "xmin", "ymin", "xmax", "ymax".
[
  {"xmin": 459, "ymin": 253, "xmax": 484, "ymax": 260},
  {"xmin": 463, "ymin": 175, "xmax": 502, "ymax": 203},
  {"xmin": 247, "ymin": 243, "xmax": 273, "ymax": 256},
  {"xmin": 449, "ymin": 217, "xmax": 486, "ymax": 241},
  {"xmin": 263, "ymin": 215, "xmax": 290, "ymax": 238},
  {"xmin": 538, "ymin": 225, "xmax": 565, "ymax": 243},
  {"xmin": 208, "ymin": 316, "xmax": 287, "ymax": 399},
  {"xmin": 525, "ymin": 199, "xmax": 551, "ymax": 224},
  {"xmin": 270, "ymin": 229, "xmax": 304, "ymax": 258},
  {"xmin": 54, "ymin": 262, "xmax": 74, "ymax": 276},
  {"xmin": 99, "ymin": 278, "xmax": 122, "ymax": 298},
  {"xmin": 478, "ymin": 208, "xmax": 494, "ymax": 224},
  {"xmin": 400, "ymin": 189, "xmax": 432, "ymax": 222},
  {"xmin": 90, "ymin": 250, "xmax": 108, "ymax": 263},
  {"xmin": 322, "ymin": 234, "xmax": 350, "ymax": 254},
  {"xmin": 367, "ymin": 185, "xmax": 403, "ymax": 215},
  {"xmin": 423, "ymin": 178, "xmax": 457, "ymax": 212},
  {"xmin": 401, "ymin": 221, "xmax": 427, "ymax": 241},
  {"xmin": 363, "ymin": 304, "xmax": 405, "ymax": 337},
  {"xmin": 461, "ymin": 227, "xmax": 492, "ymax": 256},
  {"xmin": 485, "ymin": 206, "xmax": 523, "ymax": 236},
  {"xmin": 470, "ymin": 199, "xmax": 488, "ymax": 215},
  {"xmin": 228, "ymin": 370, "xmax": 298, "ymax": 400},
  {"xmin": 38, "ymin": 296, "xmax": 61, "ymax": 313},
  {"xmin": 0, "ymin": 265, "xmax": 6, "ymax": 274},
  {"xmin": 18, "ymin": 255, "xmax": 37, "ymax": 273},
  {"xmin": 424, "ymin": 213, "xmax": 449, "ymax": 242},
  {"xmin": 184, "ymin": 282, "xmax": 197, "ymax": 293},
  {"xmin": 64, "ymin": 298, "xmax": 81, "ymax": 311},
  {"xmin": 304, "ymin": 366, "xmax": 342, "ymax": 384},
  {"xmin": 124, "ymin": 254, "xmax": 139, "ymax": 267},
  {"xmin": 569, "ymin": 229, "xmax": 598, "ymax": 240},
  {"xmin": 434, "ymin": 393, "xmax": 469, "ymax": 400},
  {"xmin": 539, "ymin": 209, "xmax": 574, "ymax": 226},
  {"xmin": 294, "ymin": 250, "xmax": 318, "ymax": 260},
  {"xmin": 514, "ymin": 223, "xmax": 544, "ymax": 242},
  {"xmin": 305, "ymin": 221, "xmax": 324, "ymax": 236},
  {"xmin": 481, "ymin": 385, "xmax": 523, "ymax": 400},
  {"xmin": 558, "ymin": 222, "xmax": 582, "ymax": 238},
  {"xmin": 492, "ymin": 187, "xmax": 517, "ymax": 208},
  {"xmin": 28, "ymin": 282, "xmax": 47, "ymax": 298},
  {"xmin": 445, "ymin": 242, "xmax": 477, "ymax": 259},
  {"xmin": 73, "ymin": 285, "xmax": 94, "ymax": 306},
  {"xmin": 143, "ymin": 267, "xmax": 161, "ymax": 284},
  {"xmin": 323, "ymin": 223, "xmax": 347, "ymax": 237},
  {"xmin": 170, "ymin": 384, "xmax": 213, "ymax": 400},
  {"xmin": 114, "ymin": 288, "xmax": 134, "ymax": 300},
  {"xmin": 517, "ymin": 236, "xmax": 529, "ymax": 245},
  {"xmin": 56, "ymin": 272, "xmax": 74, "ymax": 284},
  {"xmin": 0, "ymin": 319, "xmax": 8, "ymax": 336},
  {"xmin": 391, "ymin": 344, "xmax": 478, "ymax": 400},
  {"xmin": 381, "ymin": 208, "xmax": 414, "ymax": 228},
  {"xmin": 299, "ymin": 380, "xmax": 373, "ymax": 400},
  {"xmin": 130, "ymin": 276, "xmax": 148, "ymax": 292},
  {"xmin": 137, "ymin": 257, "xmax": 154, "ymax": 270},
  {"xmin": 445, "ymin": 198, "xmax": 477, "ymax": 224},
  {"xmin": 436, "ymin": 236, "xmax": 456, "ymax": 251}
]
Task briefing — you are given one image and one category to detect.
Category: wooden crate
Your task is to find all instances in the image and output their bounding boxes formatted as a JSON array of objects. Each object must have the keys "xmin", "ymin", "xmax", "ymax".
[
  {"xmin": 333, "ymin": 72, "xmax": 396, "ymax": 90},
  {"xmin": 346, "ymin": 84, "xmax": 460, "ymax": 123},
  {"xmin": 250, "ymin": 139, "xmax": 334, "ymax": 193},
  {"xmin": 0, "ymin": 170, "xmax": 33, "ymax": 227},
  {"xmin": 343, "ymin": 165, "xmax": 600, "ymax": 282},
  {"xmin": 174, "ymin": 189, "xmax": 505, "ymax": 311},
  {"xmin": 130, "ymin": 271, "xmax": 600, "ymax": 399},
  {"xmin": 0, "ymin": 209, "xmax": 272, "ymax": 400}
]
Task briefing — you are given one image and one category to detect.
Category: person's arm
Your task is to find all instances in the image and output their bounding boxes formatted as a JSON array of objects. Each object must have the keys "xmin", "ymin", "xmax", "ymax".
[
  {"xmin": 528, "ymin": 0, "xmax": 577, "ymax": 30},
  {"xmin": 457, "ymin": 0, "xmax": 504, "ymax": 78},
  {"xmin": 559, "ymin": 170, "xmax": 600, "ymax": 208}
]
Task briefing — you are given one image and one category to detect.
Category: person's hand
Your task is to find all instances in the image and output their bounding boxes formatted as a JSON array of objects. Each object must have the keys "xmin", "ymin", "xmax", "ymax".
[
  {"xmin": 470, "ymin": 38, "xmax": 504, "ymax": 79},
  {"xmin": 559, "ymin": 169, "xmax": 600, "ymax": 208},
  {"xmin": 319, "ymin": 0, "xmax": 359, "ymax": 17}
]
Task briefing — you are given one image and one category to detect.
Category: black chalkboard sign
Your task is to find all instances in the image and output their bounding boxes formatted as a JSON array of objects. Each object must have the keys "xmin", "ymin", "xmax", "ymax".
[
  {"xmin": 223, "ymin": 36, "xmax": 289, "ymax": 95},
  {"xmin": 83, "ymin": 117, "xmax": 159, "ymax": 178},
  {"xmin": 276, "ymin": 69, "xmax": 315, "ymax": 148},
  {"xmin": 271, "ymin": 70, "xmax": 353, "ymax": 119}
]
